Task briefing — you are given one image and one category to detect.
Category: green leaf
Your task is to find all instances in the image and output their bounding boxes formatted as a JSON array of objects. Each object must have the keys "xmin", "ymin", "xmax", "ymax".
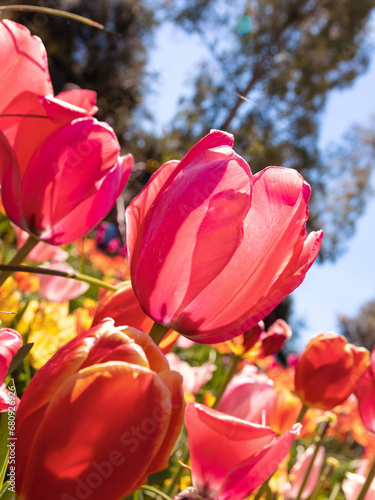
[
  {"xmin": 7, "ymin": 343, "xmax": 34, "ymax": 375},
  {"xmin": 0, "ymin": 482, "xmax": 16, "ymax": 499}
]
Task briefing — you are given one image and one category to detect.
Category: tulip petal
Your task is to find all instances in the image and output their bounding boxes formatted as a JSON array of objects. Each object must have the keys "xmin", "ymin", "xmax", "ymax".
[
  {"xmin": 356, "ymin": 353, "xmax": 375, "ymax": 433},
  {"xmin": 147, "ymin": 369, "xmax": 184, "ymax": 473},
  {"xmin": 41, "ymin": 153, "xmax": 133, "ymax": 244},
  {"xmin": 38, "ymin": 262, "xmax": 90, "ymax": 302},
  {"xmin": 218, "ymin": 425, "xmax": 299, "ymax": 500},
  {"xmin": 186, "ymin": 403, "xmax": 275, "ymax": 497},
  {"xmin": 0, "ymin": 131, "xmax": 26, "ymax": 229},
  {"xmin": 131, "ymin": 147, "xmax": 252, "ymax": 326},
  {"xmin": 0, "ymin": 328, "xmax": 23, "ymax": 381},
  {"xmin": 55, "ymin": 89, "xmax": 98, "ymax": 115},
  {"xmin": 17, "ymin": 363, "xmax": 174, "ymax": 500},
  {"xmin": 19, "ymin": 119, "xmax": 127, "ymax": 244},
  {"xmin": 127, "ymin": 130, "xmax": 235, "ymax": 287},
  {"xmin": 179, "ymin": 167, "xmax": 321, "ymax": 342},
  {"xmin": 0, "ymin": 20, "xmax": 53, "ymax": 114}
]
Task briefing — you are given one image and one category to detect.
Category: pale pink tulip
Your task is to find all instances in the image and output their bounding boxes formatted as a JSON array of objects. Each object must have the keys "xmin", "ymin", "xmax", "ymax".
[
  {"xmin": 14, "ymin": 226, "xmax": 68, "ymax": 263},
  {"xmin": 343, "ymin": 472, "xmax": 375, "ymax": 500},
  {"xmin": 0, "ymin": 328, "xmax": 22, "ymax": 412},
  {"xmin": 126, "ymin": 130, "xmax": 323, "ymax": 343},
  {"xmin": 285, "ymin": 445, "xmax": 325, "ymax": 499},
  {"xmin": 356, "ymin": 347, "xmax": 375, "ymax": 433},
  {"xmin": 166, "ymin": 353, "xmax": 216, "ymax": 395},
  {"xmin": 38, "ymin": 262, "xmax": 90, "ymax": 302},
  {"xmin": 185, "ymin": 402, "xmax": 300, "ymax": 500},
  {"xmin": 218, "ymin": 366, "xmax": 276, "ymax": 424}
]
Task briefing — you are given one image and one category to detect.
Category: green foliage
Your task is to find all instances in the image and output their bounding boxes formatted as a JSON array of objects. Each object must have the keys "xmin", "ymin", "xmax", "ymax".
[
  {"xmin": 339, "ymin": 298, "xmax": 375, "ymax": 350},
  {"xmin": 159, "ymin": 0, "xmax": 375, "ymax": 261},
  {"xmin": 2, "ymin": 0, "xmax": 158, "ymax": 148}
]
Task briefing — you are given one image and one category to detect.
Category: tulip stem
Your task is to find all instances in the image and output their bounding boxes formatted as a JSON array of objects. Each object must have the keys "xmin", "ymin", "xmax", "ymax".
[
  {"xmin": 164, "ymin": 446, "xmax": 190, "ymax": 497},
  {"xmin": 0, "ymin": 263, "xmax": 118, "ymax": 292},
  {"xmin": 140, "ymin": 485, "xmax": 173, "ymax": 500},
  {"xmin": 213, "ymin": 354, "xmax": 241, "ymax": 408},
  {"xmin": 149, "ymin": 322, "xmax": 170, "ymax": 346},
  {"xmin": 0, "ymin": 5, "xmax": 110, "ymax": 32},
  {"xmin": 295, "ymin": 420, "xmax": 330, "ymax": 500},
  {"xmin": 356, "ymin": 456, "xmax": 375, "ymax": 500},
  {"xmin": 296, "ymin": 403, "xmax": 309, "ymax": 423},
  {"xmin": 253, "ymin": 478, "xmax": 272, "ymax": 500},
  {"xmin": 0, "ymin": 235, "xmax": 39, "ymax": 288}
]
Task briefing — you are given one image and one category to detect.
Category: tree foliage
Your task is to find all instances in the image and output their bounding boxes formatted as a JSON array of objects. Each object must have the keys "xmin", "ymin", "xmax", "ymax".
[
  {"xmin": 160, "ymin": 0, "xmax": 375, "ymax": 260},
  {"xmin": 1, "ymin": 0, "xmax": 157, "ymax": 148},
  {"xmin": 339, "ymin": 299, "xmax": 375, "ymax": 350}
]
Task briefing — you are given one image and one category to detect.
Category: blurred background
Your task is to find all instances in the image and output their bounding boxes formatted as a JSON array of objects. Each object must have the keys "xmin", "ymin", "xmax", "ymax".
[{"xmin": 2, "ymin": 0, "xmax": 375, "ymax": 350}]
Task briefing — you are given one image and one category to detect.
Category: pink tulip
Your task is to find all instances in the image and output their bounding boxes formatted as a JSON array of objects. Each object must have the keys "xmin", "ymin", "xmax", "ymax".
[
  {"xmin": 38, "ymin": 262, "xmax": 90, "ymax": 302},
  {"xmin": 343, "ymin": 470, "xmax": 375, "ymax": 500},
  {"xmin": 0, "ymin": 90, "xmax": 133, "ymax": 244},
  {"xmin": 166, "ymin": 353, "xmax": 216, "ymax": 395},
  {"xmin": 284, "ymin": 445, "xmax": 325, "ymax": 499},
  {"xmin": 0, "ymin": 328, "xmax": 22, "ymax": 412},
  {"xmin": 126, "ymin": 130, "xmax": 323, "ymax": 343},
  {"xmin": 218, "ymin": 366, "xmax": 276, "ymax": 424},
  {"xmin": 356, "ymin": 347, "xmax": 375, "ymax": 433},
  {"xmin": 14, "ymin": 226, "xmax": 68, "ymax": 263},
  {"xmin": 185, "ymin": 402, "xmax": 300, "ymax": 500},
  {"xmin": 0, "ymin": 20, "xmax": 53, "ymax": 115}
]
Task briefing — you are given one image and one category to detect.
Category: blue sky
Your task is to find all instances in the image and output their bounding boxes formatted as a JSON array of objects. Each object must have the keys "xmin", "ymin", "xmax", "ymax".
[{"xmin": 146, "ymin": 19, "xmax": 375, "ymax": 349}]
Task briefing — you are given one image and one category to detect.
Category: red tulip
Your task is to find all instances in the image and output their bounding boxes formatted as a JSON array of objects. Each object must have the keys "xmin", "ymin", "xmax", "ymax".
[
  {"xmin": 184, "ymin": 402, "xmax": 300, "ymax": 500},
  {"xmin": 126, "ymin": 130, "xmax": 322, "ymax": 343},
  {"xmin": 0, "ymin": 20, "xmax": 53, "ymax": 115},
  {"xmin": 0, "ymin": 328, "xmax": 22, "ymax": 412},
  {"xmin": 0, "ymin": 89, "xmax": 133, "ymax": 244},
  {"xmin": 15, "ymin": 319, "xmax": 184, "ymax": 500},
  {"xmin": 295, "ymin": 333, "xmax": 370, "ymax": 410},
  {"xmin": 356, "ymin": 347, "xmax": 375, "ymax": 433},
  {"xmin": 92, "ymin": 282, "xmax": 179, "ymax": 353}
]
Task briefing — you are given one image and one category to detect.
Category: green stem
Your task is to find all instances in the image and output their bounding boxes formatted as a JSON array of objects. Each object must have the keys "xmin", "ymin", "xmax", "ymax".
[
  {"xmin": 0, "ymin": 5, "xmax": 106, "ymax": 30},
  {"xmin": 296, "ymin": 403, "xmax": 309, "ymax": 423},
  {"xmin": 356, "ymin": 456, "xmax": 375, "ymax": 500},
  {"xmin": 309, "ymin": 462, "xmax": 333, "ymax": 500},
  {"xmin": 140, "ymin": 485, "xmax": 173, "ymax": 500},
  {"xmin": 295, "ymin": 420, "xmax": 330, "ymax": 500},
  {"xmin": 213, "ymin": 354, "xmax": 241, "ymax": 408},
  {"xmin": 253, "ymin": 478, "xmax": 271, "ymax": 500},
  {"xmin": 0, "ymin": 263, "xmax": 118, "ymax": 292},
  {"xmin": 149, "ymin": 322, "xmax": 170, "ymax": 346},
  {"xmin": 328, "ymin": 482, "xmax": 341, "ymax": 500},
  {"xmin": 164, "ymin": 447, "xmax": 190, "ymax": 497},
  {"xmin": 0, "ymin": 234, "xmax": 39, "ymax": 288}
]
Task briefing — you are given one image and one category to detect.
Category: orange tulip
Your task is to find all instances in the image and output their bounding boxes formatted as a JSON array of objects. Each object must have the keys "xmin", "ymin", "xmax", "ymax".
[
  {"xmin": 15, "ymin": 319, "xmax": 184, "ymax": 500},
  {"xmin": 295, "ymin": 333, "xmax": 369, "ymax": 410},
  {"xmin": 92, "ymin": 282, "xmax": 179, "ymax": 353}
]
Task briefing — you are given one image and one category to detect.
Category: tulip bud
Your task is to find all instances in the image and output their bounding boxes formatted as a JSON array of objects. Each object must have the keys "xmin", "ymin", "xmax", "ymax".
[
  {"xmin": 295, "ymin": 333, "xmax": 370, "ymax": 410},
  {"xmin": 15, "ymin": 319, "xmax": 184, "ymax": 500}
]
